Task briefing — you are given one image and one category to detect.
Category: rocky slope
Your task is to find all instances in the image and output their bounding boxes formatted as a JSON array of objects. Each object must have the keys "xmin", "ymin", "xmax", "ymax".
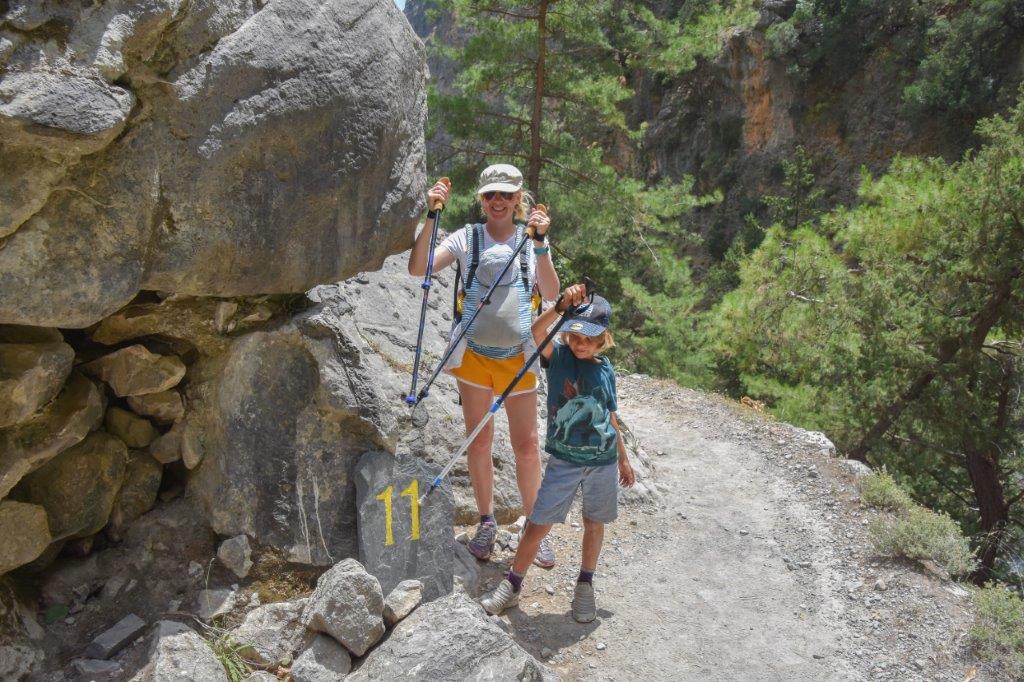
[{"xmin": 0, "ymin": 0, "xmax": 432, "ymax": 676}]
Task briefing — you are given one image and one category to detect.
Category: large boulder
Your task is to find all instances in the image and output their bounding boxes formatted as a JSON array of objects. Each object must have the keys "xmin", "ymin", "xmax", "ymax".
[
  {"xmin": 349, "ymin": 592, "xmax": 555, "ymax": 681},
  {"xmin": 0, "ymin": 339, "xmax": 74, "ymax": 428},
  {"xmin": 302, "ymin": 559, "xmax": 384, "ymax": 657},
  {"xmin": 0, "ymin": 0, "xmax": 427, "ymax": 328},
  {"xmin": 11, "ymin": 431, "xmax": 128, "ymax": 542},
  {"xmin": 188, "ymin": 299, "xmax": 401, "ymax": 564},
  {"xmin": 127, "ymin": 391, "xmax": 184, "ymax": 425},
  {"xmin": 0, "ymin": 371, "xmax": 105, "ymax": 498},
  {"xmin": 354, "ymin": 450, "xmax": 454, "ymax": 602},
  {"xmin": 290, "ymin": 634, "xmax": 352, "ymax": 682}
]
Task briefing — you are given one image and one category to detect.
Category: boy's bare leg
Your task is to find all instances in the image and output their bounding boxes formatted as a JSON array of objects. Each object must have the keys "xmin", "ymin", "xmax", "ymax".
[
  {"xmin": 581, "ymin": 518, "xmax": 605, "ymax": 572},
  {"xmin": 511, "ymin": 521, "xmax": 553, "ymax": 575}
]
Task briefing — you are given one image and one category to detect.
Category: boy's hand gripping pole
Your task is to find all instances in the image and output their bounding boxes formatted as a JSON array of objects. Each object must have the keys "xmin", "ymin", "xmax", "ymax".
[
  {"xmin": 420, "ymin": 277, "xmax": 595, "ymax": 505},
  {"xmin": 405, "ymin": 178, "xmax": 451, "ymax": 406},
  {"xmin": 414, "ymin": 205, "xmax": 547, "ymax": 407}
]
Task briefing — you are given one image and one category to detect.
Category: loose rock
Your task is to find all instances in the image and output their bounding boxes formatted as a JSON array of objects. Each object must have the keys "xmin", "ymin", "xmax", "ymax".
[
  {"xmin": 231, "ymin": 599, "xmax": 313, "ymax": 668},
  {"xmin": 127, "ymin": 391, "xmax": 184, "ymax": 425},
  {"xmin": 11, "ymin": 431, "xmax": 127, "ymax": 542},
  {"xmin": 0, "ymin": 372, "xmax": 105, "ymax": 498},
  {"xmin": 106, "ymin": 451, "xmax": 163, "ymax": 541},
  {"xmin": 84, "ymin": 613, "xmax": 146, "ymax": 659},
  {"xmin": 217, "ymin": 535, "xmax": 253, "ymax": 580},
  {"xmin": 303, "ymin": 559, "xmax": 385, "ymax": 657},
  {"xmin": 0, "ymin": 500, "xmax": 51, "ymax": 574},
  {"xmin": 131, "ymin": 620, "xmax": 227, "ymax": 682},
  {"xmin": 0, "ymin": 339, "xmax": 74, "ymax": 428},
  {"xmin": 82, "ymin": 345, "xmax": 186, "ymax": 397},
  {"xmin": 290, "ymin": 634, "xmax": 353, "ymax": 682},
  {"xmin": 349, "ymin": 592, "xmax": 554, "ymax": 681},
  {"xmin": 104, "ymin": 407, "xmax": 158, "ymax": 448},
  {"xmin": 383, "ymin": 580, "xmax": 423, "ymax": 627},
  {"xmin": 196, "ymin": 589, "xmax": 236, "ymax": 622}
]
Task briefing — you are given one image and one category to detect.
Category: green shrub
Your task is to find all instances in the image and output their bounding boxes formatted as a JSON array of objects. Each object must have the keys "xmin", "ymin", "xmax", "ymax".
[
  {"xmin": 970, "ymin": 584, "xmax": 1024, "ymax": 678},
  {"xmin": 859, "ymin": 469, "xmax": 914, "ymax": 512},
  {"xmin": 869, "ymin": 506, "xmax": 977, "ymax": 578}
]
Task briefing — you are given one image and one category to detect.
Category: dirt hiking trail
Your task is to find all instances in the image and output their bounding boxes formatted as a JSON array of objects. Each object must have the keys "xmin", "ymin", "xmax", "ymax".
[{"xmin": 467, "ymin": 374, "xmax": 979, "ymax": 681}]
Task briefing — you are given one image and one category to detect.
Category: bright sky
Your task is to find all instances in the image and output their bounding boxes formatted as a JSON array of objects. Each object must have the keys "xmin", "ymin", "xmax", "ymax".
[{"xmin": 395, "ymin": 0, "xmax": 406, "ymax": 8}]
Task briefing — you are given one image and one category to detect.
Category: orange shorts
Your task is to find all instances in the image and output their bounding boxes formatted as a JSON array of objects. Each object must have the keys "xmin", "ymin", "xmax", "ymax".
[{"xmin": 448, "ymin": 348, "xmax": 538, "ymax": 396}]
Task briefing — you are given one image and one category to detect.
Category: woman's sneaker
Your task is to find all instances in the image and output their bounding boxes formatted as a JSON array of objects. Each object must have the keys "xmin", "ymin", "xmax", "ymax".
[
  {"xmin": 467, "ymin": 519, "xmax": 498, "ymax": 560},
  {"xmin": 533, "ymin": 536, "xmax": 556, "ymax": 569},
  {"xmin": 480, "ymin": 578, "xmax": 520, "ymax": 615},
  {"xmin": 572, "ymin": 582, "xmax": 597, "ymax": 623}
]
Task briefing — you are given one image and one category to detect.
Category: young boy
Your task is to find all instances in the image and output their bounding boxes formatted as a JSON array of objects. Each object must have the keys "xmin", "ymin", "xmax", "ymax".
[{"xmin": 480, "ymin": 283, "xmax": 635, "ymax": 622}]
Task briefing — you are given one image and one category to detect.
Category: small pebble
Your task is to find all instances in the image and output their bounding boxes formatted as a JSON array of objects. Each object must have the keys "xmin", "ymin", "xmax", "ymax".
[{"xmin": 596, "ymin": 642, "xmax": 606, "ymax": 650}]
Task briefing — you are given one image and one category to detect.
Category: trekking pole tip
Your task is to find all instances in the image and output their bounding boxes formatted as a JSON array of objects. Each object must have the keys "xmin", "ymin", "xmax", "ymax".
[{"xmin": 404, "ymin": 394, "xmax": 416, "ymax": 406}]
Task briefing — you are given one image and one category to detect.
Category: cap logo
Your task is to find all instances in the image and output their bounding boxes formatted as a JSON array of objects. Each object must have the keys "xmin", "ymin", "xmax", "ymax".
[{"xmin": 569, "ymin": 322, "xmax": 584, "ymax": 331}]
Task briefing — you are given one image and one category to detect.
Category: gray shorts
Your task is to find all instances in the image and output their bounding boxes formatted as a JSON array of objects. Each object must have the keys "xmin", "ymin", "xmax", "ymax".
[{"xmin": 528, "ymin": 456, "xmax": 618, "ymax": 525}]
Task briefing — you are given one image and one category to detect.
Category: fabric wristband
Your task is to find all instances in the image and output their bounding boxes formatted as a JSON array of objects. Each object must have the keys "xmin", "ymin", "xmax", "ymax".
[
  {"xmin": 426, "ymin": 209, "xmax": 439, "ymax": 219},
  {"xmin": 533, "ymin": 245, "xmax": 550, "ymax": 256}
]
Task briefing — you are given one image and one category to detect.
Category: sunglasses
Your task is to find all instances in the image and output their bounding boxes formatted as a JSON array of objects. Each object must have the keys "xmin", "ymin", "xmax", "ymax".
[{"xmin": 481, "ymin": 191, "xmax": 515, "ymax": 201}]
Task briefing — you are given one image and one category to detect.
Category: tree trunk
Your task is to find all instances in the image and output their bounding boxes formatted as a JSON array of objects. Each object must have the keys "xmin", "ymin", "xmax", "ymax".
[
  {"xmin": 527, "ymin": 0, "xmax": 549, "ymax": 196},
  {"xmin": 848, "ymin": 267, "xmax": 1022, "ymax": 461},
  {"xmin": 964, "ymin": 441, "xmax": 1009, "ymax": 582}
]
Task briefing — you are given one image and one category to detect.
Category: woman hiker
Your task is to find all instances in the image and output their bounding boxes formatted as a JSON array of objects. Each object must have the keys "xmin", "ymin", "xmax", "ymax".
[{"xmin": 408, "ymin": 164, "xmax": 560, "ymax": 567}]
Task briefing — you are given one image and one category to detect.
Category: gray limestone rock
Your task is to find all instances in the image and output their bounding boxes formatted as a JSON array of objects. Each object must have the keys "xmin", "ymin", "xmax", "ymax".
[
  {"xmin": 355, "ymin": 451, "xmax": 454, "ymax": 603},
  {"xmin": 290, "ymin": 634, "xmax": 352, "ymax": 682},
  {"xmin": 0, "ymin": 0, "xmax": 426, "ymax": 328},
  {"xmin": 312, "ymin": 256, "xmax": 527, "ymax": 525},
  {"xmin": 127, "ymin": 391, "xmax": 184, "ymax": 425},
  {"xmin": 82, "ymin": 345, "xmax": 186, "ymax": 397},
  {"xmin": 0, "ymin": 500, "xmax": 51, "ymax": 574},
  {"xmin": 11, "ymin": 431, "xmax": 128, "ymax": 542},
  {"xmin": 0, "ymin": 339, "xmax": 74, "ymax": 428},
  {"xmin": 231, "ymin": 599, "xmax": 313, "ymax": 667},
  {"xmin": 383, "ymin": 579, "xmax": 424, "ymax": 627},
  {"xmin": 70, "ymin": 658, "xmax": 123, "ymax": 679},
  {"xmin": 189, "ymin": 317, "xmax": 399, "ymax": 565},
  {"xmin": 195, "ymin": 589, "xmax": 236, "ymax": 622},
  {"xmin": 302, "ymin": 558, "xmax": 385, "ymax": 657},
  {"xmin": 0, "ymin": 371, "xmax": 105, "ymax": 497},
  {"xmin": 217, "ymin": 535, "xmax": 253, "ymax": 580},
  {"xmin": 349, "ymin": 592, "xmax": 556, "ymax": 681},
  {"xmin": 452, "ymin": 541, "xmax": 480, "ymax": 596},
  {"xmin": 841, "ymin": 459, "xmax": 874, "ymax": 479},
  {"xmin": 131, "ymin": 620, "xmax": 227, "ymax": 682},
  {"xmin": 84, "ymin": 613, "xmax": 146, "ymax": 659},
  {"xmin": 104, "ymin": 407, "xmax": 158, "ymax": 448}
]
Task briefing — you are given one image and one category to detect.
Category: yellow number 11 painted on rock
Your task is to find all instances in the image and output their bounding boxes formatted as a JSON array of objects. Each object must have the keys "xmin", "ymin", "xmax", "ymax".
[{"xmin": 375, "ymin": 480, "xmax": 421, "ymax": 546}]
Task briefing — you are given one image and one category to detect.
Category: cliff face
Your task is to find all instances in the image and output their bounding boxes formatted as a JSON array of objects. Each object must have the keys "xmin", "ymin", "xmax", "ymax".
[{"xmin": 640, "ymin": 1, "xmax": 1023, "ymax": 255}]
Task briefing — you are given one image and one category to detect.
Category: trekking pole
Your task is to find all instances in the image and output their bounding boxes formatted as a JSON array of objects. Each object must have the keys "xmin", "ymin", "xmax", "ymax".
[
  {"xmin": 414, "ymin": 204, "xmax": 548, "ymax": 406},
  {"xmin": 419, "ymin": 277, "xmax": 595, "ymax": 505},
  {"xmin": 405, "ymin": 178, "xmax": 451, "ymax": 406}
]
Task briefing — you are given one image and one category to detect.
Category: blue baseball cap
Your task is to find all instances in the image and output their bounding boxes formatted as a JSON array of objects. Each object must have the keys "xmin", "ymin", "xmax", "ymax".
[{"xmin": 565, "ymin": 295, "xmax": 611, "ymax": 336}]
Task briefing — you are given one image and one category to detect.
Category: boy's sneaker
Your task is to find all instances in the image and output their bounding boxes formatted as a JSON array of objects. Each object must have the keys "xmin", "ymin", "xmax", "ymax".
[
  {"xmin": 467, "ymin": 519, "xmax": 498, "ymax": 560},
  {"xmin": 480, "ymin": 578, "xmax": 520, "ymax": 615},
  {"xmin": 533, "ymin": 536, "xmax": 556, "ymax": 569},
  {"xmin": 572, "ymin": 582, "xmax": 597, "ymax": 623}
]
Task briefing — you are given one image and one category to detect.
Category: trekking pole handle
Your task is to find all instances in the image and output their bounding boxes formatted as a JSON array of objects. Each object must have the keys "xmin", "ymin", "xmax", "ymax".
[{"xmin": 430, "ymin": 177, "xmax": 451, "ymax": 212}]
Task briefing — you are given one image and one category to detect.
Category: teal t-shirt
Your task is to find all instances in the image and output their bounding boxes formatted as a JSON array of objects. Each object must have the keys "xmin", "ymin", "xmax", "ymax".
[{"xmin": 543, "ymin": 343, "xmax": 618, "ymax": 466}]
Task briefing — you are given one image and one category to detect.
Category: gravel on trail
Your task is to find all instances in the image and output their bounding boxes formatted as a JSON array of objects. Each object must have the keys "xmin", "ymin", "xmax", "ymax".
[{"xmin": 465, "ymin": 373, "xmax": 982, "ymax": 681}]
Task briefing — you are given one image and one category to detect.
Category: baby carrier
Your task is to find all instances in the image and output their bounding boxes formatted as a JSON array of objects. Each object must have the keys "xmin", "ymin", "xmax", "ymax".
[{"xmin": 453, "ymin": 224, "xmax": 541, "ymax": 354}]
